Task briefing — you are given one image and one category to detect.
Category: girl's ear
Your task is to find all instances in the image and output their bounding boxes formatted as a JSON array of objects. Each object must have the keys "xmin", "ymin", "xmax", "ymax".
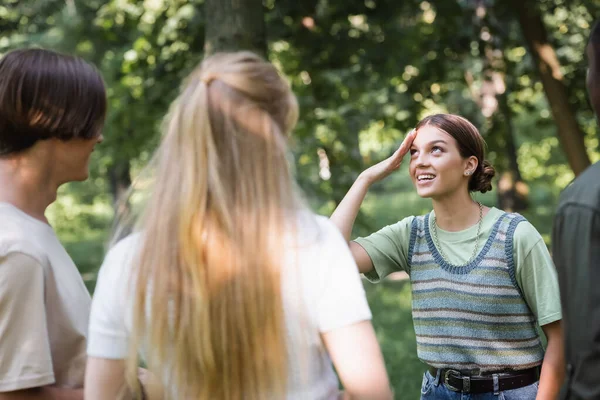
[{"xmin": 464, "ymin": 156, "xmax": 478, "ymax": 176}]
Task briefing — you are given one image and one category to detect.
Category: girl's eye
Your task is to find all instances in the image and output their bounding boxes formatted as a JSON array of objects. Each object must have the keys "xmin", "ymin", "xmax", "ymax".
[
  {"xmin": 409, "ymin": 149, "xmax": 417, "ymax": 156},
  {"xmin": 432, "ymin": 146, "xmax": 443, "ymax": 154}
]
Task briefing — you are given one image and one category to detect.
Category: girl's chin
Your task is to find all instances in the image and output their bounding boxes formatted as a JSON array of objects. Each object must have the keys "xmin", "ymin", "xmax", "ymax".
[{"xmin": 415, "ymin": 187, "xmax": 436, "ymax": 199}]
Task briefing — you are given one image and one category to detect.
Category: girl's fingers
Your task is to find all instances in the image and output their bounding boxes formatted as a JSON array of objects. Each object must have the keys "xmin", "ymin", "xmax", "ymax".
[
  {"xmin": 401, "ymin": 129, "xmax": 416, "ymax": 152},
  {"xmin": 382, "ymin": 129, "xmax": 417, "ymax": 174},
  {"xmin": 394, "ymin": 129, "xmax": 416, "ymax": 159}
]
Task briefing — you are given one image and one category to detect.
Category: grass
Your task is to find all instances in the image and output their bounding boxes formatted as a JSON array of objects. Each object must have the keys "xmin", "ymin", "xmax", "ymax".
[
  {"xmin": 363, "ymin": 278, "xmax": 423, "ymax": 398},
  {"xmin": 63, "ymin": 235, "xmax": 106, "ymax": 293}
]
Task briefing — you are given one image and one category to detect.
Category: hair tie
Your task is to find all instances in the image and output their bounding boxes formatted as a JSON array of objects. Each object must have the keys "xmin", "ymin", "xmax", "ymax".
[{"xmin": 200, "ymin": 75, "xmax": 216, "ymax": 85}]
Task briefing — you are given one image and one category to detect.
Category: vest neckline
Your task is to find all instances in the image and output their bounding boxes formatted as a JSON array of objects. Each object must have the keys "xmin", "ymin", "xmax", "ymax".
[{"xmin": 423, "ymin": 211, "xmax": 508, "ymax": 274}]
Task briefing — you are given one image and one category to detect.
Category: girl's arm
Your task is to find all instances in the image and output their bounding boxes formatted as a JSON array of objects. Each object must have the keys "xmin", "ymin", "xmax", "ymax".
[
  {"xmin": 537, "ymin": 320, "xmax": 565, "ymax": 400},
  {"xmin": 84, "ymin": 358, "xmax": 163, "ymax": 400},
  {"xmin": 84, "ymin": 358, "xmax": 128, "ymax": 400},
  {"xmin": 330, "ymin": 175, "xmax": 378, "ymax": 274},
  {"xmin": 322, "ymin": 321, "xmax": 393, "ymax": 400},
  {"xmin": 330, "ymin": 129, "xmax": 416, "ymax": 273}
]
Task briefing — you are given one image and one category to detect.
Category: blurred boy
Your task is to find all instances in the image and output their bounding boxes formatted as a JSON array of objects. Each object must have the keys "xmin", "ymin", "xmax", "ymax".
[
  {"xmin": 0, "ymin": 48, "xmax": 106, "ymax": 399},
  {"xmin": 552, "ymin": 20, "xmax": 600, "ymax": 400}
]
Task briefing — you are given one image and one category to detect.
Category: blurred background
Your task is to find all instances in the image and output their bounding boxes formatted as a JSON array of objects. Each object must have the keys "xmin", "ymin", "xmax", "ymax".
[{"xmin": 2, "ymin": 0, "xmax": 597, "ymax": 397}]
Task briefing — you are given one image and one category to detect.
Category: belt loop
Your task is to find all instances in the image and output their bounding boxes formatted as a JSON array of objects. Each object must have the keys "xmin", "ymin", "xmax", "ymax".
[
  {"xmin": 434, "ymin": 368, "xmax": 441, "ymax": 386},
  {"xmin": 492, "ymin": 373, "xmax": 500, "ymax": 395}
]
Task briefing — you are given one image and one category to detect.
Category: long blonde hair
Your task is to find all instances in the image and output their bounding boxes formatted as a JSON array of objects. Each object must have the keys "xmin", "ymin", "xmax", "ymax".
[{"xmin": 126, "ymin": 51, "xmax": 300, "ymax": 399}]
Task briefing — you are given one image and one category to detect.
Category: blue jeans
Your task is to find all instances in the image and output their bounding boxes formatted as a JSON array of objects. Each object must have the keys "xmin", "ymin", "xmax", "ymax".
[{"xmin": 420, "ymin": 370, "xmax": 539, "ymax": 400}]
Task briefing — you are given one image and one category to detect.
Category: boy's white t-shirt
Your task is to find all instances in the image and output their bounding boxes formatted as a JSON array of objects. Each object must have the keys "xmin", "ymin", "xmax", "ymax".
[
  {"xmin": 0, "ymin": 203, "xmax": 91, "ymax": 392},
  {"xmin": 87, "ymin": 213, "xmax": 372, "ymax": 399}
]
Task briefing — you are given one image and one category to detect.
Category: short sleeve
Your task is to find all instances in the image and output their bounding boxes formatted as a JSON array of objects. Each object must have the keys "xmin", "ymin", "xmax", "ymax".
[
  {"xmin": 513, "ymin": 222, "xmax": 562, "ymax": 326},
  {"xmin": 0, "ymin": 252, "xmax": 55, "ymax": 392},
  {"xmin": 87, "ymin": 237, "xmax": 137, "ymax": 360},
  {"xmin": 316, "ymin": 221, "xmax": 372, "ymax": 333},
  {"xmin": 354, "ymin": 217, "xmax": 413, "ymax": 283}
]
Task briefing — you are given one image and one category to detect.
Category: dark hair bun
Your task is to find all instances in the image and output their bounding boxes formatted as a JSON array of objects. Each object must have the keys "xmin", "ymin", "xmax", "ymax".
[{"xmin": 470, "ymin": 160, "xmax": 495, "ymax": 193}]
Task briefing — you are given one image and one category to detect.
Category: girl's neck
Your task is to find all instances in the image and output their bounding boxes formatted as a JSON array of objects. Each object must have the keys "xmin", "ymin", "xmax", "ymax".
[{"xmin": 431, "ymin": 191, "xmax": 483, "ymax": 232}]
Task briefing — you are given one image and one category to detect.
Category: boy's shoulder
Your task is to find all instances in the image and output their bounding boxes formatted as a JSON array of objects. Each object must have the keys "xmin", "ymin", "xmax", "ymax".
[
  {"xmin": 0, "ymin": 207, "xmax": 50, "ymax": 266},
  {"xmin": 559, "ymin": 161, "xmax": 600, "ymax": 211}
]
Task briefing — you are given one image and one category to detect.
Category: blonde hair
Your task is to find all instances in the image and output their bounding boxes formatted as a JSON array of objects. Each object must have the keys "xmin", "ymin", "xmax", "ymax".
[{"xmin": 126, "ymin": 51, "xmax": 300, "ymax": 399}]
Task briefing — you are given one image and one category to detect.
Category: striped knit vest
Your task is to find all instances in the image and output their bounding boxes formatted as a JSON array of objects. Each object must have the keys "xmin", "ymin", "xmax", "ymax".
[{"xmin": 408, "ymin": 212, "xmax": 545, "ymax": 372}]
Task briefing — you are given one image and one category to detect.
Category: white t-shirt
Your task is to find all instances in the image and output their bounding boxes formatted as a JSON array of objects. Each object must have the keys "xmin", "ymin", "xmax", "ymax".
[
  {"xmin": 87, "ymin": 213, "xmax": 372, "ymax": 399},
  {"xmin": 0, "ymin": 203, "xmax": 91, "ymax": 392}
]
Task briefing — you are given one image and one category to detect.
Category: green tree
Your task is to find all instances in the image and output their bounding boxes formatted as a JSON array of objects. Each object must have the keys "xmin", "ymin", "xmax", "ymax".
[
  {"xmin": 512, "ymin": 0, "xmax": 591, "ymax": 175},
  {"xmin": 204, "ymin": 0, "xmax": 266, "ymax": 56}
]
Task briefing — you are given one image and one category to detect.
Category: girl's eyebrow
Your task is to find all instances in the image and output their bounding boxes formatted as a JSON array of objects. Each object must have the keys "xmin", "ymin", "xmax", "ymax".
[
  {"xmin": 428, "ymin": 140, "xmax": 448, "ymax": 145},
  {"xmin": 411, "ymin": 139, "xmax": 448, "ymax": 148}
]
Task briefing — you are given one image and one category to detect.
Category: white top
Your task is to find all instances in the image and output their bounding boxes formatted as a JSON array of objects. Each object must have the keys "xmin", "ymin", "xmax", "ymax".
[
  {"xmin": 0, "ymin": 203, "xmax": 90, "ymax": 391},
  {"xmin": 87, "ymin": 213, "xmax": 372, "ymax": 399}
]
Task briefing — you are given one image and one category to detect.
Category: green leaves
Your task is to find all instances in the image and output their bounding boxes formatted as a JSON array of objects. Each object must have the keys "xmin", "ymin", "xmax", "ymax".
[{"xmin": 2, "ymin": 0, "xmax": 598, "ymax": 238}]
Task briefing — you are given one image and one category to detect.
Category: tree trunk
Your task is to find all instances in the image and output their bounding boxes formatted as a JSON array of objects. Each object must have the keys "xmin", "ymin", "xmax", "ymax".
[
  {"xmin": 496, "ymin": 88, "xmax": 530, "ymax": 212},
  {"xmin": 109, "ymin": 160, "xmax": 131, "ymax": 210},
  {"xmin": 468, "ymin": 0, "xmax": 529, "ymax": 211},
  {"xmin": 513, "ymin": 0, "xmax": 591, "ymax": 176},
  {"xmin": 108, "ymin": 160, "xmax": 132, "ymax": 240},
  {"xmin": 204, "ymin": 0, "xmax": 267, "ymax": 57}
]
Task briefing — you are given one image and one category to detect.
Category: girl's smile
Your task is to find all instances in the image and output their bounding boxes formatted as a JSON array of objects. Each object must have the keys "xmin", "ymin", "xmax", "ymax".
[{"xmin": 409, "ymin": 125, "xmax": 475, "ymax": 200}]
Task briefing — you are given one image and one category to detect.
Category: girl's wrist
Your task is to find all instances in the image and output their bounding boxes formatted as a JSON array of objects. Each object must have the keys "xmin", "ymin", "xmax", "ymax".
[{"xmin": 357, "ymin": 172, "xmax": 376, "ymax": 187}]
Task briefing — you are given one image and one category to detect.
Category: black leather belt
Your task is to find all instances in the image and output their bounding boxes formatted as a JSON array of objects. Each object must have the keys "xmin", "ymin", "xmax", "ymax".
[{"xmin": 428, "ymin": 366, "xmax": 540, "ymax": 394}]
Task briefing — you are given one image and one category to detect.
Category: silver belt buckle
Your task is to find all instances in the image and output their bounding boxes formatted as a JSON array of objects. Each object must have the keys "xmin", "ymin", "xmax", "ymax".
[{"xmin": 444, "ymin": 369, "xmax": 470, "ymax": 392}]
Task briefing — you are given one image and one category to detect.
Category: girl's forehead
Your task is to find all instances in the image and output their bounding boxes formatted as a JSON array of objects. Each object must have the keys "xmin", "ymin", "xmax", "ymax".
[{"xmin": 413, "ymin": 125, "xmax": 455, "ymax": 145}]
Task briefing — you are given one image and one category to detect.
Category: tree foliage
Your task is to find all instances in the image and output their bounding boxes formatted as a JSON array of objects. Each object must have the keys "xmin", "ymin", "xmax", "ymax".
[{"xmin": 0, "ymin": 0, "xmax": 597, "ymax": 242}]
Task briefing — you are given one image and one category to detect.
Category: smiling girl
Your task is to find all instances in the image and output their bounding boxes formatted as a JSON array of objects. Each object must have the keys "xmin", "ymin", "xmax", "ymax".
[{"xmin": 331, "ymin": 114, "xmax": 564, "ymax": 399}]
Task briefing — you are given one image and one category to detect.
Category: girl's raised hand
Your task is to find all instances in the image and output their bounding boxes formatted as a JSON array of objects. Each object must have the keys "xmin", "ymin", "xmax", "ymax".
[{"xmin": 360, "ymin": 129, "xmax": 417, "ymax": 184}]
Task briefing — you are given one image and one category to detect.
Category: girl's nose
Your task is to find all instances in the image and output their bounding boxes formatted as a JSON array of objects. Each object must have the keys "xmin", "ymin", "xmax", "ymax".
[{"xmin": 416, "ymin": 152, "xmax": 429, "ymax": 166}]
